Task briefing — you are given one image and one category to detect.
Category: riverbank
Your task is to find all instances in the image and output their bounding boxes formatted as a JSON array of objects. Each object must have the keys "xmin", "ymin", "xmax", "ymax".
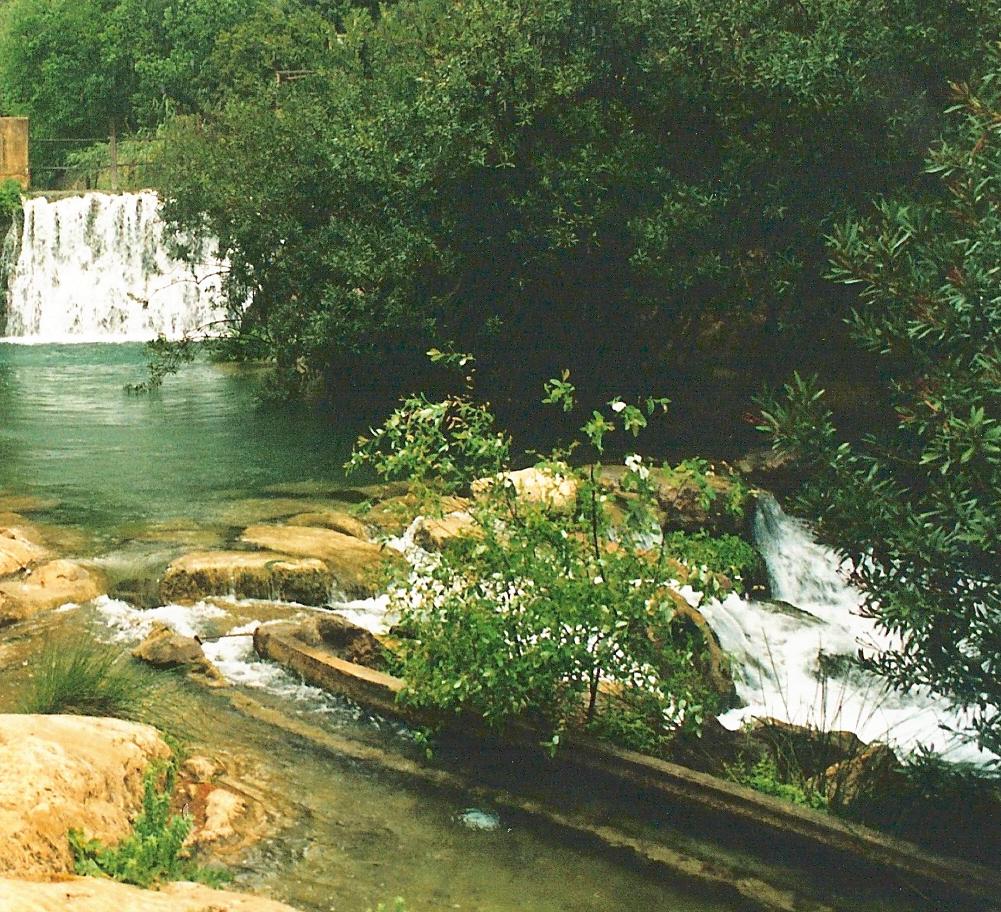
[{"xmin": 1, "ymin": 466, "xmax": 998, "ymax": 911}]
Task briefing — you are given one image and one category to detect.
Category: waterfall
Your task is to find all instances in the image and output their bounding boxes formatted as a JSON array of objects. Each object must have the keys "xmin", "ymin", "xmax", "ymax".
[
  {"xmin": 1, "ymin": 192, "xmax": 228, "ymax": 343},
  {"xmin": 698, "ymin": 494, "xmax": 993, "ymax": 764}
]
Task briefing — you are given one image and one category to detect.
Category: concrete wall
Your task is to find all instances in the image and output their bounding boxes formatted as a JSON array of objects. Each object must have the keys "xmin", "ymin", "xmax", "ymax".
[{"xmin": 0, "ymin": 118, "xmax": 30, "ymax": 188}]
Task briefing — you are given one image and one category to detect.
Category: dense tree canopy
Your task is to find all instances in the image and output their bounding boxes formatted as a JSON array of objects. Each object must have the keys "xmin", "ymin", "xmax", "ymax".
[
  {"xmin": 763, "ymin": 52, "xmax": 1001, "ymax": 753},
  {"xmin": 150, "ymin": 0, "xmax": 997, "ymax": 400}
]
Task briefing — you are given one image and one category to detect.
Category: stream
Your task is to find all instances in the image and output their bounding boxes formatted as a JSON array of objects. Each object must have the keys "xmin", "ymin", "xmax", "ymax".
[{"xmin": 0, "ymin": 191, "xmax": 991, "ymax": 911}]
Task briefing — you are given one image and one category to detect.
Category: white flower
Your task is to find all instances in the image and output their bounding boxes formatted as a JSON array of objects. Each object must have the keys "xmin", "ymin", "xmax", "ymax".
[
  {"xmin": 610, "ymin": 400, "xmax": 627, "ymax": 413},
  {"xmin": 624, "ymin": 452, "xmax": 650, "ymax": 480}
]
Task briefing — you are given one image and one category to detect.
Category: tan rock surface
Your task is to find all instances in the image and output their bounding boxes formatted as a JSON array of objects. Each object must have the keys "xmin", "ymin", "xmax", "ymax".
[
  {"xmin": 159, "ymin": 551, "xmax": 334, "ymax": 606},
  {"xmin": 0, "ymin": 526, "xmax": 50, "ymax": 577},
  {"xmin": 240, "ymin": 526, "xmax": 401, "ymax": 598},
  {"xmin": 0, "ymin": 715, "xmax": 171, "ymax": 877},
  {"xmin": 412, "ymin": 511, "xmax": 480, "ymax": 551},
  {"xmin": 472, "ymin": 466, "xmax": 578, "ymax": 511},
  {"xmin": 286, "ymin": 510, "xmax": 370, "ymax": 540},
  {"xmin": 0, "ymin": 560, "xmax": 105, "ymax": 624},
  {"xmin": 0, "ymin": 877, "xmax": 303, "ymax": 911}
]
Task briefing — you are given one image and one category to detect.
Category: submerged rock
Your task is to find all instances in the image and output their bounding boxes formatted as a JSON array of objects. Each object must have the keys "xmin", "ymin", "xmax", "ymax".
[
  {"xmin": 159, "ymin": 551, "xmax": 334, "ymax": 606},
  {"xmin": 0, "ymin": 714, "xmax": 171, "ymax": 877},
  {"xmin": 0, "ymin": 877, "xmax": 304, "ymax": 911},
  {"xmin": 240, "ymin": 525, "xmax": 402, "ymax": 598},
  {"xmin": 0, "ymin": 559, "xmax": 105, "ymax": 624},
  {"xmin": 132, "ymin": 622, "xmax": 226, "ymax": 686}
]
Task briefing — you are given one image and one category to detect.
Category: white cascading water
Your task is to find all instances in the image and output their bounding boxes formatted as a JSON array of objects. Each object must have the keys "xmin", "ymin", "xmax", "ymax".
[
  {"xmin": 699, "ymin": 495, "xmax": 993, "ymax": 764},
  {"xmin": 2, "ymin": 192, "xmax": 228, "ymax": 342}
]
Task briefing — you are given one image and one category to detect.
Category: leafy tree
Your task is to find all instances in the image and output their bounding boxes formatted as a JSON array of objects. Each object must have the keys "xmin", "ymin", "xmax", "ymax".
[
  {"xmin": 761, "ymin": 50, "xmax": 1001, "ymax": 754},
  {"xmin": 156, "ymin": 0, "xmax": 996, "ymax": 400},
  {"xmin": 0, "ymin": 0, "xmax": 136, "ymax": 170}
]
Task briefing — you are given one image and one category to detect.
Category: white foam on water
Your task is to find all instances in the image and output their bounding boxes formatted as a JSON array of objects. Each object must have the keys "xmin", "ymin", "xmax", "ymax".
[
  {"xmin": 697, "ymin": 496, "xmax": 995, "ymax": 765},
  {"xmin": 2, "ymin": 192, "xmax": 229, "ymax": 342}
]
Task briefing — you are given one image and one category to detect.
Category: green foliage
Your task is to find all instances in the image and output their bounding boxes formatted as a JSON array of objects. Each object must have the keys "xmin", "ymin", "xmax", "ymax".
[
  {"xmin": 348, "ymin": 354, "xmax": 511, "ymax": 496},
  {"xmin": 152, "ymin": 0, "xmax": 995, "ymax": 397},
  {"xmin": 724, "ymin": 753, "xmax": 828, "ymax": 811},
  {"xmin": 661, "ymin": 531, "xmax": 762, "ymax": 595},
  {"xmin": 18, "ymin": 640, "xmax": 165, "ymax": 720},
  {"xmin": 70, "ymin": 762, "xmax": 229, "ymax": 888},
  {"xmin": 354, "ymin": 361, "xmax": 727, "ymax": 750},
  {"xmin": 760, "ymin": 50, "xmax": 1001, "ymax": 753},
  {"xmin": 0, "ymin": 179, "xmax": 21, "ymax": 222}
]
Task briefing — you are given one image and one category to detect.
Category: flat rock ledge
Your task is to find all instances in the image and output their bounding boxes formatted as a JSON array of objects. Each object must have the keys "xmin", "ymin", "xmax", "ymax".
[
  {"xmin": 159, "ymin": 551, "xmax": 335, "ymax": 606},
  {"xmin": 0, "ymin": 714, "xmax": 170, "ymax": 877},
  {"xmin": 0, "ymin": 877, "xmax": 302, "ymax": 912}
]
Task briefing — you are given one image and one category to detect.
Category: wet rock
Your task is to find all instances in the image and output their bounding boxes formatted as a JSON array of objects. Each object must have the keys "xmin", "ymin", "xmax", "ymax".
[
  {"xmin": 240, "ymin": 526, "xmax": 403, "ymax": 598},
  {"xmin": 599, "ymin": 464, "xmax": 751, "ymax": 535},
  {"xmin": 0, "ymin": 560, "xmax": 105, "ymax": 625},
  {"xmin": 132, "ymin": 623, "xmax": 226, "ymax": 687},
  {"xmin": 362, "ymin": 493, "xmax": 469, "ymax": 535},
  {"xmin": 734, "ymin": 447, "xmax": 803, "ymax": 495},
  {"xmin": 159, "ymin": 550, "xmax": 335, "ymax": 606},
  {"xmin": 821, "ymin": 742, "xmax": 905, "ymax": 809},
  {"xmin": 472, "ymin": 466, "xmax": 578, "ymax": 511},
  {"xmin": 0, "ymin": 714, "xmax": 171, "ymax": 877},
  {"xmin": 188, "ymin": 787, "xmax": 246, "ymax": 846},
  {"xmin": 411, "ymin": 511, "xmax": 480, "ymax": 551},
  {"xmin": 0, "ymin": 877, "xmax": 304, "ymax": 911},
  {"xmin": 286, "ymin": 509, "xmax": 370, "ymax": 540},
  {"xmin": 748, "ymin": 718, "xmax": 867, "ymax": 778},
  {"xmin": 661, "ymin": 590, "xmax": 734, "ymax": 701},
  {"xmin": 0, "ymin": 493, "xmax": 60, "ymax": 514},
  {"xmin": 0, "ymin": 526, "xmax": 50, "ymax": 577},
  {"xmin": 295, "ymin": 613, "xmax": 385, "ymax": 667},
  {"xmin": 181, "ymin": 754, "xmax": 222, "ymax": 783}
]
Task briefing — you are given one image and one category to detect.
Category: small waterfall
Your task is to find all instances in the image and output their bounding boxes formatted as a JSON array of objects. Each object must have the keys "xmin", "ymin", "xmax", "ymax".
[
  {"xmin": 1, "ymin": 192, "xmax": 228, "ymax": 343},
  {"xmin": 698, "ymin": 494, "xmax": 992, "ymax": 763}
]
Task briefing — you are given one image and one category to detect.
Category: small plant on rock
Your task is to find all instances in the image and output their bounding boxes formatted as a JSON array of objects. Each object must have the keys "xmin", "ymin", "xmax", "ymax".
[{"xmin": 69, "ymin": 761, "xmax": 229, "ymax": 888}]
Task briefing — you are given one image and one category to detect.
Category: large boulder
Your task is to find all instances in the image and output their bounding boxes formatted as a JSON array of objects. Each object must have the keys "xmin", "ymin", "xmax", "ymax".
[
  {"xmin": 0, "ymin": 877, "xmax": 303, "ymax": 911},
  {"xmin": 0, "ymin": 714, "xmax": 171, "ymax": 877},
  {"xmin": 240, "ymin": 526, "xmax": 403, "ymax": 598},
  {"xmin": 159, "ymin": 551, "xmax": 335, "ymax": 606},
  {"xmin": 472, "ymin": 466, "xmax": 578, "ymax": 511},
  {"xmin": 286, "ymin": 612, "xmax": 385, "ymax": 667},
  {"xmin": 0, "ymin": 525, "xmax": 50, "ymax": 576},
  {"xmin": 0, "ymin": 560, "xmax": 105, "ymax": 625}
]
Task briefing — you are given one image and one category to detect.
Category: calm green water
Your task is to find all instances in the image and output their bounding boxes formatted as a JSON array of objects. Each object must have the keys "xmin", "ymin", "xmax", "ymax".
[{"xmin": 0, "ymin": 343, "xmax": 359, "ymax": 539}]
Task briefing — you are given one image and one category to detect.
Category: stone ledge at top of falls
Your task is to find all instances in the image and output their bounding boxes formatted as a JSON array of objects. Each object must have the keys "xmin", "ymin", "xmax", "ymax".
[
  {"xmin": 0, "ymin": 878, "xmax": 304, "ymax": 912},
  {"xmin": 0, "ymin": 714, "xmax": 171, "ymax": 877}
]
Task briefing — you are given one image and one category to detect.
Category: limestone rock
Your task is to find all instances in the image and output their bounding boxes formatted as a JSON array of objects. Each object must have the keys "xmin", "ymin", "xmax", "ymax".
[
  {"xmin": 0, "ymin": 714, "xmax": 171, "ymax": 877},
  {"xmin": 159, "ymin": 551, "xmax": 335, "ymax": 606},
  {"xmin": 286, "ymin": 510, "xmax": 370, "ymax": 540},
  {"xmin": 411, "ymin": 511, "xmax": 479, "ymax": 551},
  {"xmin": 180, "ymin": 754, "xmax": 222, "ymax": 783},
  {"xmin": 240, "ymin": 526, "xmax": 402, "ymax": 598},
  {"xmin": 0, "ymin": 560, "xmax": 104, "ymax": 625},
  {"xmin": 0, "ymin": 526, "xmax": 50, "ymax": 577},
  {"xmin": 822, "ymin": 742, "xmax": 904, "ymax": 809},
  {"xmin": 362, "ymin": 493, "xmax": 469, "ymax": 535},
  {"xmin": 189, "ymin": 787, "xmax": 246, "ymax": 846},
  {"xmin": 295, "ymin": 613, "xmax": 384, "ymax": 667},
  {"xmin": 472, "ymin": 466, "xmax": 578, "ymax": 511},
  {"xmin": 0, "ymin": 877, "xmax": 303, "ymax": 911},
  {"xmin": 132, "ymin": 623, "xmax": 226, "ymax": 686}
]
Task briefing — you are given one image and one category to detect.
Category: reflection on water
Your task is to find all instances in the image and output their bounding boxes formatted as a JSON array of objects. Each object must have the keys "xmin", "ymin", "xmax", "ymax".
[{"xmin": 0, "ymin": 343, "xmax": 357, "ymax": 540}]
